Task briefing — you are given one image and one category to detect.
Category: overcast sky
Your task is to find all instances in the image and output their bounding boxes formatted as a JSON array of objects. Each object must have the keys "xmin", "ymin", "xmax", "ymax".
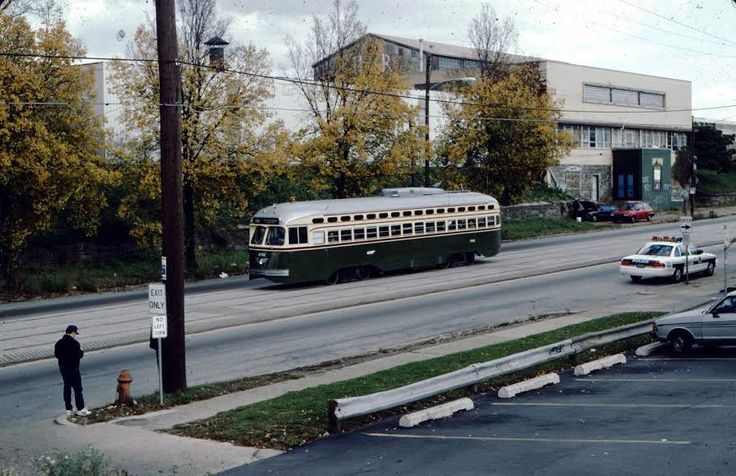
[{"xmin": 60, "ymin": 0, "xmax": 736, "ymax": 121}]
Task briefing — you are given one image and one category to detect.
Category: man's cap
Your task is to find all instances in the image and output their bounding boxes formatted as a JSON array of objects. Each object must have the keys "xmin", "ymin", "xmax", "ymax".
[{"xmin": 65, "ymin": 325, "xmax": 79, "ymax": 334}]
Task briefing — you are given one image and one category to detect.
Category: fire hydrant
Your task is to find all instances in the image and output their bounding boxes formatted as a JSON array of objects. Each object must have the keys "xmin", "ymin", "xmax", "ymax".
[{"xmin": 116, "ymin": 369, "xmax": 133, "ymax": 405}]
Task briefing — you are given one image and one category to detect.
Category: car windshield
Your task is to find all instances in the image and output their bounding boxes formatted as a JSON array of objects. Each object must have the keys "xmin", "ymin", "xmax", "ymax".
[
  {"xmin": 624, "ymin": 204, "xmax": 635, "ymax": 210},
  {"xmin": 636, "ymin": 244, "xmax": 673, "ymax": 256}
]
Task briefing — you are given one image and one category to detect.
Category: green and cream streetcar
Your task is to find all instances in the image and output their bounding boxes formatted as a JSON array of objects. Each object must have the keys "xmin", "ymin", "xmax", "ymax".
[{"xmin": 248, "ymin": 187, "xmax": 501, "ymax": 284}]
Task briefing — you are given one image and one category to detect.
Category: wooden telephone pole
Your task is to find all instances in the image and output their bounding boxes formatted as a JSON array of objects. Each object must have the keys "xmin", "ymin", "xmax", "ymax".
[{"xmin": 155, "ymin": 0, "xmax": 187, "ymax": 392}]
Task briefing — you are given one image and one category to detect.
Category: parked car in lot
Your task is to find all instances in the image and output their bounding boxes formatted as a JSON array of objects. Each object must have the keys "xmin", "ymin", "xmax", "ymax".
[
  {"xmin": 612, "ymin": 201, "xmax": 655, "ymax": 223},
  {"xmin": 653, "ymin": 291, "xmax": 736, "ymax": 353},
  {"xmin": 619, "ymin": 235, "xmax": 717, "ymax": 283},
  {"xmin": 571, "ymin": 201, "xmax": 619, "ymax": 222}
]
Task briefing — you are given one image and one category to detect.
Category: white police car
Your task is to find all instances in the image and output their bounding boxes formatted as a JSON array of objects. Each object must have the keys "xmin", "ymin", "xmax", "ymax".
[{"xmin": 619, "ymin": 236, "xmax": 717, "ymax": 283}]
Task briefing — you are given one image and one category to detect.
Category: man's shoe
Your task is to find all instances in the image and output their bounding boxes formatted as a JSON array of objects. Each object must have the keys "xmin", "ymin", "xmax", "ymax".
[
  {"xmin": 65, "ymin": 410, "xmax": 73, "ymax": 416},
  {"xmin": 76, "ymin": 408, "xmax": 91, "ymax": 416}
]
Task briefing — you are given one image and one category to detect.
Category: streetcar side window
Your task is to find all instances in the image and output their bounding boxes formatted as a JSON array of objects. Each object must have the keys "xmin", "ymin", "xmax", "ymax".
[
  {"xmin": 288, "ymin": 226, "xmax": 308, "ymax": 245},
  {"xmin": 341, "ymin": 229, "xmax": 352, "ymax": 241},
  {"xmin": 402, "ymin": 223, "xmax": 413, "ymax": 235},
  {"xmin": 250, "ymin": 226, "xmax": 266, "ymax": 245},
  {"xmin": 426, "ymin": 209, "xmax": 434, "ymax": 215},
  {"xmin": 426, "ymin": 221, "xmax": 435, "ymax": 233},
  {"xmin": 468, "ymin": 206, "xmax": 476, "ymax": 211},
  {"xmin": 436, "ymin": 221, "xmax": 446, "ymax": 232},
  {"xmin": 367, "ymin": 227, "xmax": 378, "ymax": 239},
  {"xmin": 478, "ymin": 205, "xmax": 486, "ymax": 211},
  {"xmin": 458, "ymin": 207, "xmax": 466, "ymax": 212},
  {"xmin": 414, "ymin": 222, "xmax": 424, "ymax": 234},
  {"xmin": 266, "ymin": 227, "xmax": 285, "ymax": 246},
  {"xmin": 328, "ymin": 230, "xmax": 339, "ymax": 243},
  {"xmin": 391, "ymin": 212, "xmax": 400, "ymax": 218},
  {"xmin": 448, "ymin": 220, "xmax": 457, "ymax": 231},
  {"xmin": 437, "ymin": 208, "xmax": 445, "ymax": 214},
  {"xmin": 478, "ymin": 217, "xmax": 486, "ymax": 227},
  {"xmin": 414, "ymin": 210, "xmax": 424, "ymax": 216},
  {"xmin": 379, "ymin": 225, "xmax": 390, "ymax": 237},
  {"xmin": 458, "ymin": 219, "xmax": 467, "ymax": 230},
  {"xmin": 354, "ymin": 228, "xmax": 365, "ymax": 240},
  {"xmin": 448, "ymin": 208, "xmax": 456, "ymax": 213},
  {"xmin": 468, "ymin": 218, "xmax": 476, "ymax": 229},
  {"xmin": 327, "ymin": 217, "xmax": 338, "ymax": 223},
  {"xmin": 367, "ymin": 214, "xmax": 376, "ymax": 220},
  {"xmin": 312, "ymin": 231, "xmax": 325, "ymax": 244},
  {"xmin": 390, "ymin": 224, "xmax": 401, "ymax": 236},
  {"xmin": 379, "ymin": 213, "xmax": 389, "ymax": 219},
  {"xmin": 402, "ymin": 211, "xmax": 412, "ymax": 217},
  {"xmin": 312, "ymin": 218, "xmax": 324, "ymax": 224}
]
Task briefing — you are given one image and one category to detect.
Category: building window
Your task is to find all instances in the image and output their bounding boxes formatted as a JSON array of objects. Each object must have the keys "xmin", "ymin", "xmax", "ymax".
[{"xmin": 583, "ymin": 84, "xmax": 665, "ymax": 110}]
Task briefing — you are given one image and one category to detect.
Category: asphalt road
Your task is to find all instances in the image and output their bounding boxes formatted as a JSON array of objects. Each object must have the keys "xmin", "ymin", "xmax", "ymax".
[
  {"xmin": 224, "ymin": 347, "xmax": 736, "ymax": 475},
  {"xmin": 0, "ymin": 257, "xmax": 727, "ymax": 428}
]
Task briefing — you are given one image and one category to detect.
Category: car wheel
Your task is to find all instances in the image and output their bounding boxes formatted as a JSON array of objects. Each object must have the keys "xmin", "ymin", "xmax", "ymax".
[
  {"xmin": 630, "ymin": 276, "xmax": 642, "ymax": 283},
  {"xmin": 669, "ymin": 330, "xmax": 693, "ymax": 354},
  {"xmin": 630, "ymin": 216, "xmax": 636, "ymax": 223},
  {"xmin": 672, "ymin": 266, "xmax": 683, "ymax": 283},
  {"xmin": 646, "ymin": 215, "xmax": 651, "ymax": 222},
  {"xmin": 592, "ymin": 215, "xmax": 598, "ymax": 222},
  {"xmin": 705, "ymin": 261, "xmax": 715, "ymax": 276}
]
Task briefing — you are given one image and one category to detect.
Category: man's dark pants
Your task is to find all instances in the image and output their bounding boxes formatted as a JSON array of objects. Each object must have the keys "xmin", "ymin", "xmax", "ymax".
[{"xmin": 60, "ymin": 367, "xmax": 85, "ymax": 411}]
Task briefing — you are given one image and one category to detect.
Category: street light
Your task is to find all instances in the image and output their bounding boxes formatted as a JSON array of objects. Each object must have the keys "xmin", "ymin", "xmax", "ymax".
[{"xmin": 423, "ymin": 56, "xmax": 476, "ymax": 187}]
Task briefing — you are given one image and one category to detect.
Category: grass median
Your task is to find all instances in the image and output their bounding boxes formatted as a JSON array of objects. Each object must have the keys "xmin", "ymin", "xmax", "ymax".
[
  {"xmin": 502, "ymin": 218, "xmax": 615, "ymax": 241},
  {"xmin": 152, "ymin": 311, "xmax": 664, "ymax": 450}
]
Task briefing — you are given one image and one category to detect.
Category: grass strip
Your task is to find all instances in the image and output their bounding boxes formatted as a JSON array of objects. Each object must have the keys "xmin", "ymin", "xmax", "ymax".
[
  {"xmin": 502, "ymin": 218, "xmax": 615, "ymax": 241},
  {"xmin": 168, "ymin": 311, "xmax": 663, "ymax": 449}
]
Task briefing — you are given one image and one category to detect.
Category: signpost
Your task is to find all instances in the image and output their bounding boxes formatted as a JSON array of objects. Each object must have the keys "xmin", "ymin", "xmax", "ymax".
[
  {"xmin": 149, "ymin": 283, "xmax": 167, "ymax": 404},
  {"xmin": 680, "ymin": 217, "xmax": 692, "ymax": 284}
]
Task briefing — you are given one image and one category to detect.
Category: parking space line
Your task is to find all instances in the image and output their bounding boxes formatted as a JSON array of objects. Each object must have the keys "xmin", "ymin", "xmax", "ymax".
[
  {"xmin": 575, "ymin": 378, "xmax": 736, "ymax": 383},
  {"xmin": 640, "ymin": 358, "xmax": 736, "ymax": 361},
  {"xmin": 491, "ymin": 402, "xmax": 732, "ymax": 408},
  {"xmin": 363, "ymin": 433, "xmax": 690, "ymax": 445}
]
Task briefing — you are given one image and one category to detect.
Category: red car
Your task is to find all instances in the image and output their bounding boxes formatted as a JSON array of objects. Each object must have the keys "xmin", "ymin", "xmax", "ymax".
[{"xmin": 612, "ymin": 201, "xmax": 655, "ymax": 223}]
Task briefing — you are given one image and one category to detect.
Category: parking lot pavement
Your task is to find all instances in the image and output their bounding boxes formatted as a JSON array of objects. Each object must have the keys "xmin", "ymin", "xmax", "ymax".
[{"xmin": 223, "ymin": 348, "xmax": 736, "ymax": 476}]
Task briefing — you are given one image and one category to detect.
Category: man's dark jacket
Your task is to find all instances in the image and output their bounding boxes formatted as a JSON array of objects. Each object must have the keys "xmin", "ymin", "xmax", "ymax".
[{"xmin": 54, "ymin": 334, "xmax": 84, "ymax": 370}]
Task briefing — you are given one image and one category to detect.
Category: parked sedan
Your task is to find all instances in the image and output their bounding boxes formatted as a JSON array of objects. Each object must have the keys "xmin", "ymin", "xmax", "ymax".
[
  {"xmin": 612, "ymin": 201, "xmax": 655, "ymax": 223},
  {"xmin": 653, "ymin": 291, "xmax": 736, "ymax": 353},
  {"xmin": 589, "ymin": 204, "xmax": 619, "ymax": 222}
]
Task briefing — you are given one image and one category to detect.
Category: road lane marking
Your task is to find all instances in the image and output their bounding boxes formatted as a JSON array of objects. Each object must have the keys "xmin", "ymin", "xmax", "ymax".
[
  {"xmin": 575, "ymin": 378, "xmax": 736, "ymax": 382},
  {"xmin": 491, "ymin": 402, "xmax": 732, "ymax": 408},
  {"xmin": 363, "ymin": 433, "xmax": 690, "ymax": 445}
]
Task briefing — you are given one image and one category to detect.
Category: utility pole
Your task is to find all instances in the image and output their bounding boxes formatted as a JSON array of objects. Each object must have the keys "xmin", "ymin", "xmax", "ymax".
[
  {"xmin": 424, "ymin": 53, "xmax": 432, "ymax": 188},
  {"xmin": 155, "ymin": 0, "xmax": 187, "ymax": 393}
]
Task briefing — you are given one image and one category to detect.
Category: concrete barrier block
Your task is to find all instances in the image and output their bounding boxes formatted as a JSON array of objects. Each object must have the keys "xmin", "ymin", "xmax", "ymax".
[
  {"xmin": 399, "ymin": 397, "xmax": 474, "ymax": 428},
  {"xmin": 498, "ymin": 373, "xmax": 560, "ymax": 399},
  {"xmin": 574, "ymin": 353, "xmax": 626, "ymax": 376},
  {"xmin": 635, "ymin": 342, "xmax": 667, "ymax": 357}
]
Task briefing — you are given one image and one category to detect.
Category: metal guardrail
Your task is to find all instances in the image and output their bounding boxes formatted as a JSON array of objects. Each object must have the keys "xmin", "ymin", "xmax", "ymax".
[{"xmin": 327, "ymin": 319, "xmax": 655, "ymax": 432}]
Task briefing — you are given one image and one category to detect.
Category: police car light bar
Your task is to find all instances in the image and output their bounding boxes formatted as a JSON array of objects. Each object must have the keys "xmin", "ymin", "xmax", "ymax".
[{"xmin": 651, "ymin": 236, "xmax": 683, "ymax": 243}]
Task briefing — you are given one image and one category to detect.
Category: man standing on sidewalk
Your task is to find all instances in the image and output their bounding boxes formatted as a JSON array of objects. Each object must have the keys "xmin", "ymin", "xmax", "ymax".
[{"xmin": 54, "ymin": 325, "xmax": 91, "ymax": 416}]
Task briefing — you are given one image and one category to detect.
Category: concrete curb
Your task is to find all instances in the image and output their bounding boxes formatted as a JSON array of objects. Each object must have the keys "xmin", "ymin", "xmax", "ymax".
[
  {"xmin": 574, "ymin": 353, "xmax": 627, "ymax": 376},
  {"xmin": 498, "ymin": 373, "xmax": 560, "ymax": 399},
  {"xmin": 398, "ymin": 398, "xmax": 474, "ymax": 428},
  {"xmin": 635, "ymin": 342, "xmax": 667, "ymax": 357}
]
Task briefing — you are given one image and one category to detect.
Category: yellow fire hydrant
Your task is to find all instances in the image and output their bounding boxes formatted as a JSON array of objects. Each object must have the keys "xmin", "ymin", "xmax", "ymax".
[{"xmin": 116, "ymin": 369, "xmax": 133, "ymax": 405}]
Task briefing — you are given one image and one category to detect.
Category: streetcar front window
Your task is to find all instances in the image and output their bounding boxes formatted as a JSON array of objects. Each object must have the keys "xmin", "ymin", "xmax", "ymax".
[
  {"xmin": 266, "ymin": 227, "xmax": 285, "ymax": 246},
  {"xmin": 251, "ymin": 226, "xmax": 266, "ymax": 245}
]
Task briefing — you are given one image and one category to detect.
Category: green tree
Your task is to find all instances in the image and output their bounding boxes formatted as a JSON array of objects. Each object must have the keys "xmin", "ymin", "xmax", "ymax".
[
  {"xmin": 111, "ymin": 0, "xmax": 289, "ymax": 269},
  {"xmin": 0, "ymin": 12, "xmax": 113, "ymax": 280},
  {"xmin": 286, "ymin": 0, "xmax": 424, "ymax": 198},
  {"xmin": 694, "ymin": 123, "xmax": 734, "ymax": 173},
  {"xmin": 435, "ymin": 66, "xmax": 572, "ymax": 204}
]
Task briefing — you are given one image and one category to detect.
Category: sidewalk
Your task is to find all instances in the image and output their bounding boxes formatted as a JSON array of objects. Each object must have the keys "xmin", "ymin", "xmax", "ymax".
[{"xmin": 0, "ymin": 301, "xmax": 713, "ymax": 475}]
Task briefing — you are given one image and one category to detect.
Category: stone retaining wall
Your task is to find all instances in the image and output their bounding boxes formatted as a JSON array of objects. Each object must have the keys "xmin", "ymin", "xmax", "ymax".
[
  {"xmin": 698, "ymin": 193, "xmax": 736, "ymax": 206},
  {"xmin": 502, "ymin": 201, "xmax": 570, "ymax": 221}
]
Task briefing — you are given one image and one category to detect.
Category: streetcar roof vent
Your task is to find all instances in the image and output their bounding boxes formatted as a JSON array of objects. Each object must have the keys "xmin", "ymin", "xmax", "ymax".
[{"xmin": 380, "ymin": 187, "xmax": 445, "ymax": 197}]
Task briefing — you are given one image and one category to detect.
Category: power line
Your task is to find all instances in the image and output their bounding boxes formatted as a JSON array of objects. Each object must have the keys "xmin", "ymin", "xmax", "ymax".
[{"xmin": 616, "ymin": 0, "xmax": 736, "ymax": 47}]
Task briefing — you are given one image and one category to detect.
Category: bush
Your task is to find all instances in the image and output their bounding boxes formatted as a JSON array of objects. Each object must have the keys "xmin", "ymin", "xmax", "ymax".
[
  {"xmin": 40, "ymin": 274, "xmax": 75, "ymax": 294},
  {"xmin": 519, "ymin": 184, "xmax": 571, "ymax": 203},
  {"xmin": 35, "ymin": 447, "xmax": 128, "ymax": 476}
]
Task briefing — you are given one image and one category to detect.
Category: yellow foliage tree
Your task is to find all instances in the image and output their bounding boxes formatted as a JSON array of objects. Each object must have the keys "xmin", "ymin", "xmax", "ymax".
[
  {"xmin": 110, "ymin": 0, "xmax": 290, "ymax": 268},
  {"xmin": 0, "ymin": 13, "xmax": 113, "ymax": 280},
  {"xmin": 435, "ymin": 65, "xmax": 573, "ymax": 204}
]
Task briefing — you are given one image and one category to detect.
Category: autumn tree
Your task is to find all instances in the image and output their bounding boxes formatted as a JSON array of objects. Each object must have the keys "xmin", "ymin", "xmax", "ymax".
[
  {"xmin": 435, "ymin": 66, "xmax": 572, "ymax": 204},
  {"xmin": 285, "ymin": 0, "xmax": 424, "ymax": 198},
  {"xmin": 111, "ymin": 0, "xmax": 287, "ymax": 270},
  {"xmin": 693, "ymin": 123, "xmax": 734, "ymax": 173},
  {"xmin": 468, "ymin": 2, "xmax": 519, "ymax": 81},
  {"xmin": 0, "ymin": 12, "xmax": 113, "ymax": 281}
]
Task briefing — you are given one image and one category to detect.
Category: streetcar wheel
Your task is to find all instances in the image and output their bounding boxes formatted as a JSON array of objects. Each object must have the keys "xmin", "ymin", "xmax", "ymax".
[
  {"xmin": 356, "ymin": 266, "xmax": 371, "ymax": 281},
  {"xmin": 464, "ymin": 252, "xmax": 475, "ymax": 265},
  {"xmin": 325, "ymin": 270, "xmax": 340, "ymax": 285}
]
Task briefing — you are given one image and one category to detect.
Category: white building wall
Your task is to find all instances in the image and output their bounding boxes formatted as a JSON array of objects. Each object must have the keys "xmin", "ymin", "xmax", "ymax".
[{"xmin": 542, "ymin": 60, "xmax": 691, "ymax": 131}]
